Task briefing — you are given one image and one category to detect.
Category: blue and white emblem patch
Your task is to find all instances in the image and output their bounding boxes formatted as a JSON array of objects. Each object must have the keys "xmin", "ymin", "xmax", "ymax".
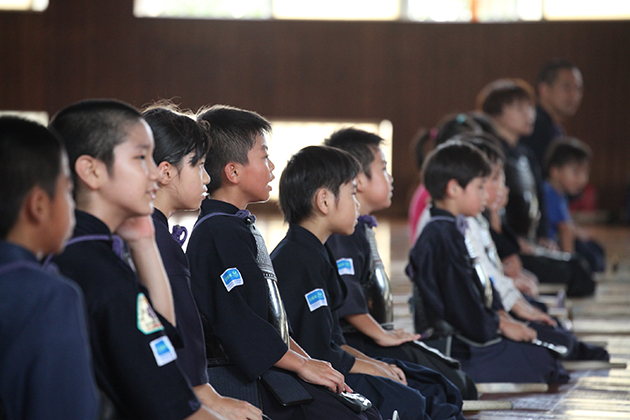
[
  {"xmin": 149, "ymin": 336, "xmax": 177, "ymax": 367},
  {"xmin": 305, "ymin": 288, "xmax": 328, "ymax": 312},
  {"xmin": 336, "ymin": 258, "xmax": 355, "ymax": 276},
  {"xmin": 221, "ymin": 267, "xmax": 244, "ymax": 292}
]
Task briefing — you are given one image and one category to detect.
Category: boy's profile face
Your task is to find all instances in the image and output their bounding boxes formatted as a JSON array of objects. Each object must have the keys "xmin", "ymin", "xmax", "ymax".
[
  {"xmin": 553, "ymin": 161, "xmax": 589, "ymax": 196},
  {"xmin": 171, "ymin": 152, "xmax": 210, "ymax": 211},
  {"xmin": 100, "ymin": 120, "xmax": 159, "ymax": 218},
  {"xmin": 239, "ymin": 133, "xmax": 275, "ymax": 204},
  {"xmin": 485, "ymin": 163, "xmax": 506, "ymax": 212},
  {"xmin": 328, "ymin": 180, "xmax": 360, "ymax": 236},
  {"xmin": 44, "ymin": 153, "xmax": 76, "ymax": 255},
  {"xmin": 458, "ymin": 176, "xmax": 487, "ymax": 217},
  {"xmin": 495, "ymin": 99, "xmax": 535, "ymax": 137},
  {"xmin": 359, "ymin": 147, "xmax": 393, "ymax": 214}
]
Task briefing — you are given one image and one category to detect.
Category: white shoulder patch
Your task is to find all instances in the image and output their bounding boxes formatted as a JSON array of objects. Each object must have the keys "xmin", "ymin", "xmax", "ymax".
[
  {"xmin": 305, "ymin": 288, "xmax": 328, "ymax": 312},
  {"xmin": 149, "ymin": 336, "xmax": 177, "ymax": 367},
  {"xmin": 336, "ymin": 258, "xmax": 355, "ymax": 276},
  {"xmin": 137, "ymin": 293, "xmax": 164, "ymax": 335},
  {"xmin": 221, "ymin": 267, "xmax": 244, "ymax": 292}
]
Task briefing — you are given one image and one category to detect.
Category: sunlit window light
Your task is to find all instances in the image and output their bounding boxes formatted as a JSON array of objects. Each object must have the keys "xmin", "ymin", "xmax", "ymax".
[
  {"xmin": 272, "ymin": 0, "xmax": 399, "ymax": 20},
  {"xmin": 0, "ymin": 0, "xmax": 48, "ymax": 11},
  {"xmin": 134, "ymin": 0, "xmax": 270, "ymax": 19},
  {"xmin": 407, "ymin": 0, "xmax": 473, "ymax": 22},
  {"xmin": 544, "ymin": 0, "xmax": 630, "ymax": 20}
]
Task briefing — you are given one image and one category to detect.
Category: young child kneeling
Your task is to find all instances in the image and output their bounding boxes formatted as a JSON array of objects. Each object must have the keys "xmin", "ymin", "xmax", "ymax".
[
  {"xmin": 271, "ymin": 145, "xmax": 464, "ymax": 420},
  {"xmin": 406, "ymin": 140, "xmax": 569, "ymax": 384}
]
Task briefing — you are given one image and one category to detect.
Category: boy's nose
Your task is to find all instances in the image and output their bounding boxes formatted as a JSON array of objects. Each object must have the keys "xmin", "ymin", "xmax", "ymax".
[{"xmin": 148, "ymin": 158, "xmax": 159, "ymax": 181}]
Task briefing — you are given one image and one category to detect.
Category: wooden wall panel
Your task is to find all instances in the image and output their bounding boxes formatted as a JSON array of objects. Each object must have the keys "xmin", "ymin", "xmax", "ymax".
[{"xmin": 1, "ymin": 1, "xmax": 629, "ymax": 217}]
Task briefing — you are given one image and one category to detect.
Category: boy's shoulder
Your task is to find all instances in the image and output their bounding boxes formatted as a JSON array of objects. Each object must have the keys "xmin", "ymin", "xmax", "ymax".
[{"xmin": 272, "ymin": 224, "xmax": 326, "ymax": 262}]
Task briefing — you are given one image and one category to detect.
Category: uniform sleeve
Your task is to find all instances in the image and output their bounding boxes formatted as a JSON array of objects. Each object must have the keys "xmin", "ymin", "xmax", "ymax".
[
  {"xmin": 187, "ymin": 219, "xmax": 288, "ymax": 382},
  {"xmin": 90, "ymin": 289, "xmax": 201, "ymax": 420},
  {"xmin": 3, "ymin": 276, "xmax": 99, "ymax": 420},
  {"xmin": 409, "ymin": 224, "xmax": 500, "ymax": 344},
  {"xmin": 326, "ymin": 234, "xmax": 370, "ymax": 318},
  {"xmin": 272, "ymin": 243, "xmax": 356, "ymax": 376}
]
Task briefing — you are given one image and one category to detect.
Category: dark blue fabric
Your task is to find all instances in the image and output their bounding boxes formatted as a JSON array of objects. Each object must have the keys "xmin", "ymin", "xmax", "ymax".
[
  {"xmin": 520, "ymin": 105, "xmax": 565, "ymax": 169},
  {"xmin": 187, "ymin": 199, "xmax": 289, "ymax": 381},
  {"xmin": 153, "ymin": 209, "xmax": 209, "ymax": 387},
  {"xmin": 543, "ymin": 182, "xmax": 571, "ymax": 240},
  {"xmin": 408, "ymin": 208, "xmax": 569, "ymax": 384},
  {"xmin": 52, "ymin": 211, "xmax": 200, "ymax": 420},
  {"xmin": 328, "ymin": 220, "xmax": 477, "ymax": 400},
  {"xmin": 0, "ymin": 241, "xmax": 99, "ymax": 420},
  {"xmin": 272, "ymin": 224, "xmax": 465, "ymax": 420}
]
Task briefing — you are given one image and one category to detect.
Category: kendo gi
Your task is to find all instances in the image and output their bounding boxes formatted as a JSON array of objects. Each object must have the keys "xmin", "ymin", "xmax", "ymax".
[
  {"xmin": 520, "ymin": 105, "xmax": 565, "ymax": 169},
  {"xmin": 187, "ymin": 199, "xmax": 381, "ymax": 420},
  {"xmin": 52, "ymin": 211, "xmax": 202, "ymax": 420},
  {"xmin": 467, "ymin": 215, "xmax": 608, "ymax": 362},
  {"xmin": 0, "ymin": 241, "xmax": 99, "ymax": 420},
  {"xmin": 271, "ymin": 223, "xmax": 465, "ymax": 420},
  {"xmin": 407, "ymin": 208, "xmax": 570, "ymax": 384},
  {"xmin": 327, "ymin": 216, "xmax": 478, "ymax": 400},
  {"xmin": 153, "ymin": 209, "xmax": 209, "ymax": 388}
]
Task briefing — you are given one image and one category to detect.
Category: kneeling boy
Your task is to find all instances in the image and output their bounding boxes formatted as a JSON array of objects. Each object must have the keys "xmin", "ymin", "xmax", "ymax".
[
  {"xmin": 271, "ymin": 145, "xmax": 464, "ymax": 420},
  {"xmin": 406, "ymin": 140, "xmax": 569, "ymax": 384}
]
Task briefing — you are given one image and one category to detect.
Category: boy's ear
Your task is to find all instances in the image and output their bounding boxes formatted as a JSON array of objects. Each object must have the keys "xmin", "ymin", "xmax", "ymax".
[
  {"xmin": 314, "ymin": 188, "xmax": 331, "ymax": 215},
  {"xmin": 355, "ymin": 172, "xmax": 368, "ymax": 193},
  {"xmin": 445, "ymin": 179, "xmax": 462, "ymax": 199},
  {"xmin": 22, "ymin": 185, "xmax": 51, "ymax": 226},
  {"xmin": 157, "ymin": 161, "xmax": 174, "ymax": 185},
  {"xmin": 222, "ymin": 162, "xmax": 241, "ymax": 185},
  {"xmin": 74, "ymin": 155, "xmax": 107, "ymax": 191}
]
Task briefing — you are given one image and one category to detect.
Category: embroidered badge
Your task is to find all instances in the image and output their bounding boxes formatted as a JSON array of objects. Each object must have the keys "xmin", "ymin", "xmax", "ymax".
[
  {"xmin": 137, "ymin": 293, "xmax": 164, "ymax": 335},
  {"xmin": 221, "ymin": 268, "xmax": 244, "ymax": 292},
  {"xmin": 336, "ymin": 258, "xmax": 355, "ymax": 276},
  {"xmin": 305, "ymin": 288, "xmax": 328, "ymax": 312},
  {"xmin": 149, "ymin": 336, "xmax": 177, "ymax": 367}
]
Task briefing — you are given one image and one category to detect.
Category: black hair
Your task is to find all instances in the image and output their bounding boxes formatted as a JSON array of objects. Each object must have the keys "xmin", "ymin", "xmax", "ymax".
[
  {"xmin": 49, "ymin": 99, "xmax": 143, "ymax": 195},
  {"xmin": 434, "ymin": 113, "xmax": 483, "ymax": 147},
  {"xmin": 453, "ymin": 133, "xmax": 505, "ymax": 165},
  {"xmin": 543, "ymin": 136, "xmax": 591, "ymax": 177},
  {"xmin": 324, "ymin": 128, "xmax": 383, "ymax": 178},
  {"xmin": 142, "ymin": 102, "xmax": 210, "ymax": 170},
  {"xmin": 422, "ymin": 140, "xmax": 491, "ymax": 201},
  {"xmin": 196, "ymin": 104, "xmax": 271, "ymax": 194},
  {"xmin": 536, "ymin": 58, "xmax": 580, "ymax": 88},
  {"xmin": 0, "ymin": 116, "xmax": 64, "ymax": 239},
  {"xmin": 476, "ymin": 79, "xmax": 535, "ymax": 117},
  {"xmin": 279, "ymin": 145, "xmax": 360, "ymax": 225}
]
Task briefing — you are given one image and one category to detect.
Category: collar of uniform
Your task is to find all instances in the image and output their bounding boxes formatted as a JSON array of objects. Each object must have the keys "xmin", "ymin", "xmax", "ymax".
[
  {"xmin": 152, "ymin": 208, "xmax": 168, "ymax": 229},
  {"xmin": 0, "ymin": 241, "xmax": 38, "ymax": 265},
  {"xmin": 74, "ymin": 210, "xmax": 113, "ymax": 237},
  {"xmin": 199, "ymin": 198, "xmax": 241, "ymax": 217},
  {"xmin": 429, "ymin": 206, "xmax": 456, "ymax": 220}
]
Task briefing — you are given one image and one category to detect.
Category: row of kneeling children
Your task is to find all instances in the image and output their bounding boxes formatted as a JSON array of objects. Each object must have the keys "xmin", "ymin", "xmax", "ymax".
[
  {"xmin": 406, "ymin": 77, "xmax": 609, "ymax": 385},
  {"xmin": 2, "ymin": 99, "xmax": 470, "ymax": 420}
]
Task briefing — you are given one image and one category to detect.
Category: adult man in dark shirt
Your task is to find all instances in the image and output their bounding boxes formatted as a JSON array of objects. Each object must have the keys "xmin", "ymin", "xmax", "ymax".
[{"xmin": 521, "ymin": 58, "xmax": 583, "ymax": 167}]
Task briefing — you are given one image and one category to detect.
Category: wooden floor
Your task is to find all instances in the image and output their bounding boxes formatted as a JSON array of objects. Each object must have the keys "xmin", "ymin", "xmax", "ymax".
[{"xmin": 385, "ymin": 221, "xmax": 630, "ymax": 420}]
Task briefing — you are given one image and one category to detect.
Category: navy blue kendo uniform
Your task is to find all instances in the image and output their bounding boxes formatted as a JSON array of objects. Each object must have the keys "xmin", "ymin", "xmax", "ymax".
[
  {"xmin": 52, "ymin": 211, "xmax": 201, "ymax": 420},
  {"xmin": 187, "ymin": 199, "xmax": 380, "ymax": 420},
  {"xmin": 153, "ymin": 209, "xmax": 209, "ymax": 388},
  {"xmin": 407, "ymin": 208, "xmax": 570, "ymax": 384},
  {"xmin": 0, "ymin": 241, "xmax": 99, "ymax": 420},
  {"xmin": 327, "ymin": 217, "xmax": 478, "ymax": 400},
  {"xmin": 520, "ymin": 105, "xmax": 564, "ymax": 169},
  {"xmin": 272, "ymin": 224, "xmax": 465, "ymax": 420}
]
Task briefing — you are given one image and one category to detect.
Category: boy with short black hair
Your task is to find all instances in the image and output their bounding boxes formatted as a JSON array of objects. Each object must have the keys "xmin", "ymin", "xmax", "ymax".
[
  {"xmin": 324, "ymin": 128, "xmax": 477, "ymax": 400},
  {"xmin": 191, "ymin": 105, "xmax": 380, "ymax": 420},
  {"xmin": 0, "ymin": 116, "xmax": 98, "ymax": 420},
  {"xmin": 543, "ymin": 137, "xmax": 605, "ymax": 272},
  {"xmin": 407, "ymin": 140, "xmax": 569, "ymax": 384},
  {"xmin": 49, "ymin": 99, "xmax": 223, "ymax": 420},
  {"xmin": 272, "ymin": 145, "xmax": 465, "ymax": 420}
]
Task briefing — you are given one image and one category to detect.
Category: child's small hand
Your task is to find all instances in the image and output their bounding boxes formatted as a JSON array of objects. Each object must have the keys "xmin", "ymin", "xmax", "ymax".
[
  {"xmin": 368, "ymin": 360, "xmax": 407, "ymax": 385},
  {"xmin": 297, "ymin": 358, "xmax": 350, "ymax": 394},
  {"xmin": 115, "ymin": 215, "xmax": 156, "ymax": 247},
  {"xmin": 375, "ymin": 329, "xmax": 421, "ymax": 347},
  {"xmin": 500, "ymin": 319, "xmax": 537, "ymax": 342}
]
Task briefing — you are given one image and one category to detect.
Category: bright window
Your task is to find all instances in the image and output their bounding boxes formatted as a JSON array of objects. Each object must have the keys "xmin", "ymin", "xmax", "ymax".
[{"xmin": 0, "ymin": 0, "xmax": 48, "ymax": 11}]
